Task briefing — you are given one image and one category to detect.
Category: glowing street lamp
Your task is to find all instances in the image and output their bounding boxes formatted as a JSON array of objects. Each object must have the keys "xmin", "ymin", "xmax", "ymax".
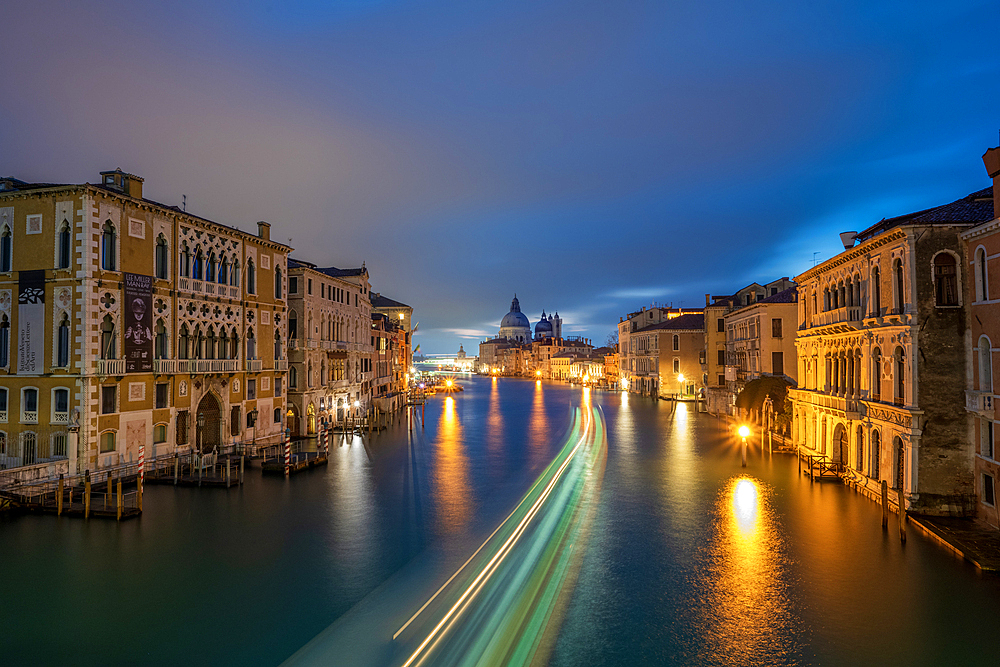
[{"xmin": 738, "ymin": 424, "xmax": 750, "ymax": 467}]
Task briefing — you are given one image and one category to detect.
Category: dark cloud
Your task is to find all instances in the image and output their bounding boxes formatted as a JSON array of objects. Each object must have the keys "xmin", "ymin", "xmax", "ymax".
[{"xmin": 2, "ymin": 0, "xmax": 998, "ymax": 352}]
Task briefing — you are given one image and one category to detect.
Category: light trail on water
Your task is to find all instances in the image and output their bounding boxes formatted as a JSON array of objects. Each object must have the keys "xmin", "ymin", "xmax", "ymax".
[{"xmin": 396, "ymin": 404, "xmax": 607, "ymax": 667}]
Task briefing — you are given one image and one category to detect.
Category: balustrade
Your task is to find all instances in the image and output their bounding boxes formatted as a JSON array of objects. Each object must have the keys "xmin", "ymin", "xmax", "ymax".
[
  {"xmin": 191, "ymin": 280, "xmax": 203, "ymax": 293},
  {"xmin": 96, "ymin": 358, "xmax": 126, "ymax": 375},
  {"xmin": 153, "ymin": 359, "xmax": 177, "ymax": 374},
  {"xmin": 245, "ymin": 359, "xmax": 263, "ymax": 372}
]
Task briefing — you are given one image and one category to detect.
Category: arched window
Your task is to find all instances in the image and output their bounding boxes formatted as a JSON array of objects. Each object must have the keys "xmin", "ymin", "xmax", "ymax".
[
  {"xmin": 871, "ymin": 347, "xmax": 882, "ymax": 401},
  {"xmin": 206, "ymin": 327, "xmax": 216, "ymax": 360},
  {"xmin": 823, "ymin": 287, "xmax": 830, "ymax": 311},
  {"xmin": 101, "ymin": 221, "xmax": 116, "ymax": 271},
  {"xmin": 247, "ymin": 260, "xmax": 256, "ymax": 294},
  {"xmin": 193, "ymin": 249, "xmax": 203, "ymax": 280},
  {"xmin": 308, "ymin": 363, "xmax": 313, "ymax": 387},
  {"xmin": 321, "ymin": 360, "xmax": 327, "ymax": 385},
  {"xmin": 100, "ymin": 431, "xmax": 116, "ymax": 454},
  {"xmin": 100, "ymin": 315, "xmax": 116, "ymax": 359},
  {"xmin": 53, "ymin": 388, "xmax": 69, "ymax": 421},
  {"xmin": 246, "ymin": 328, "xmax": 256, "ymax": 360},
  {"xmin": 207, "ymin": 253, "xmax": 217, "ymax": 283},
  {"xmin": 893, "ymin": 436, "xmax": 905, "ymax": 490},
  {"xmin": 179, "ymin": 325, "xmax": 190, "ymax": 359},
  {"xmin": 871, "ymin": 429, "xmax": 881, "ymax": 480},
  {"xmin": 155, "ymin": 320, "xmax": 168, "ymax": 359},
  {"xmin": 894, "ymin": 258, "xmax": 904, "ymax": 313},
  {"xmin": 933, "ymin": 252, "xmax": 958, "ymax": 306},
  {"xmin": 57, "ymin": 314, "xmax": 70, "ymax": 367},
  {"xmin": 289, "ymin": 365, "xmax": 298, "ymax": 388},
  {"xmin": 871, "ymin": 266, "xmax": 881, "ymax": 316},
  {"xmin": 155, "ymin": 235, "xmax": 169, "ymax": 279},
  {"xmin": 275, "ymin": 266, "xmax": 283, "ymax": 299},
  {"xmin": 231, "ymin": 260, "xmax": 240, "ymax": 287},
  {"xmin": 0, "ymin": 224, "xmax": 12, "ymax": 272},
  {"xmin": 672, "ymin": 334, "xmax": 679, "ymax": 351},
  {"xmin": 22, "ymin": 387, "xmax": 38, "ymax": 422},
  {"xmin": 230, "ymin": 328, "xmax": 240, "ymax": 359},
  {"xmin": 58, "ymin": 222, "xmax": 71, "ymax": 269},
  {"xmin": 0, "ymin": 314, "xmax": 9, "ymax": 368},
  {"xmin": 274, "ymin": 333, "xmax": 282, "ymax": 360},
  {"xmin": 219, "ymin": 255, "xmax": 229, "ymax": 284},
  {"xmin": 179, "ymin": 242, "xmax": 190, "ymax": 278},
  {"xmin": 980, "ymin": 336, "xmax": 993, "ymax": 393},
  {"xmin": 193, "ymin": 326, "xmax": 204, "ymax": 359},
  {"xmin": 856, "ymin": 425, "xmax": 864, "ymax": 472},
  {"xmin": 894, "ymin": 346, "xmax": 905, "ymax": 406},
  {"xmin": 976, "ymin": 247, "xmax": 989, "ymax": 302},
  {"xmin": 0, "ymin": 388, "xmax": 6, "ymax": 420},
  {"xmin": 219, "ymin": 330, "xmax": 229, "ymax": 359}
]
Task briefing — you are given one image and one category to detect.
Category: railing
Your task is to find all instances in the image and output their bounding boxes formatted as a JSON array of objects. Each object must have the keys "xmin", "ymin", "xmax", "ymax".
[
  {"xmin": 321, "ymin": 341, "xmax": 334, "ymax": 350},
  {"xmin": 809, "ymin": 306, "xmax": 863, "ymax": 329},
  {"xmin": 178, "ymin": 278, "xmax": 189, "ymax": 291},
  {"xmin": 289, "ymin": 340, "xmax": 299, "ymax": 350},
  {"xmin": 96, "ymin": 359, "xmax": 126, "ymax": 375},
  {"xmin": 0, "ymin": 410, "xmax": 6, "ymax": 422},
  {"xmin": 274, "ymin": 360, "xmax": 288, "ymax": 371},
  {"xmin": 191, "ymin": 280, "xmax": 204, "ymax": 293},
  {"xmin": 205, "ymin": 282, "xmax": 216, "ymax": 295},
  {"xmin": 153, "ymin": 359, "xmax": 177, "ymax": 374},
  {"xmin": 967, "ymin": 390, "xmax": 996, "ymax": 418},
  {"xmin": 229, "ymin": 287, "xmax": 240, "ymax": 299},
  {"xmin": 335, "ymin": 342, "xmax": 347, "ymax": 350},
  {"xmin": 245, "ymin": 359, "xmax": 263, "ymax": 372},
  {"xmin": 306, "ymin": 339, "xmax": 318, "ymax": 349},
  {"xmin": 21, "ymin": 411, "xmax": 38, "ymax": 424},
  {"xmin": 893, "ymin": 396, "xmax": 904, "ymax": 407},
  {"xmin": 190, "ymin": 359, "xmax": 239, "ymax": 373},
  {"xmin": 52, "ymin": 412, "xmax": 69, "ymax": 424}
]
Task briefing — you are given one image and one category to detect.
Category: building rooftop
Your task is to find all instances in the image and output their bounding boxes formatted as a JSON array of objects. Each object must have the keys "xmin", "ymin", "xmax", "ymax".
[
  {"xmin": 371, "ymin": 293, "xmax": 411, "ymax": 309},
  {"xmin": 855, "ymin": 186, "xmax": 995, "ymax": 242},
  {"xmin": 638, "ymin": 312, "xmax": 705, "ymax": 332},
  {"xmin": 760, "ymin": 286, "xmax": 798, "ymax": 304}
]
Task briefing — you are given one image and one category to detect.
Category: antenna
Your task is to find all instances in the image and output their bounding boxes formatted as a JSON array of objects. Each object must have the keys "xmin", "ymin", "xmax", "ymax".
[
  {"xmin": 182, "ymin": 194, "xmax": 187, "ymax": 212},
  {"xmin": 812, "ymin": 251, "xmax": 820, "ymax": 266}
]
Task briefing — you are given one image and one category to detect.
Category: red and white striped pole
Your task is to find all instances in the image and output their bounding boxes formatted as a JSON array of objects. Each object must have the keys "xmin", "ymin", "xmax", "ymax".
[
  {"xmin": 284, "ymin": 428, "xmax": 291, "ymax": 476},
  {"xmin": 138, "ymin": 444, "xmax": 145, "ymax": 487},
  {"xmin": 321, "ymin": 426, "xmax": 328, "ymax": 454}
]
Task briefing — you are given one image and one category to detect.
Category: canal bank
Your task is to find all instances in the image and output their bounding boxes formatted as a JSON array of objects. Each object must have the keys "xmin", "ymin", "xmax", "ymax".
[{"xmin": 3, "ymin": 376, "xmax": 1000, "ymax": 666}]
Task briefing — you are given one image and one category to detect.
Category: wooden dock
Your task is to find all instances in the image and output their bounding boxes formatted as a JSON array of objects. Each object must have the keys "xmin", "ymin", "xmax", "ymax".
[
  {"xmin": 144, "ymin": 450, "xmax": 245, "ymax": 488},
  {"xmin": 261, "ymin": 450, "xmax": 329, "ymax": 475},
  {"xmin": 799, "ymin": 451, "xmax": 844, "ymax": 481},
  {"xmin": 0, "ymin": 465, "xmax": 143, "ymax": 520}
]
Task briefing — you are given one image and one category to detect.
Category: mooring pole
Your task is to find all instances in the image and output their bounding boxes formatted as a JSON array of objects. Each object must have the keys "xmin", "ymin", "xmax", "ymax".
[
  {"xmin": 881, "ymin": 480, "xmax": 889, "ymax": 530},
  {"xmin": 84, "ymin": 470, "xmax": 91, "ymax": 519},
  {"xmin": 57, "ymin": 474, "xmax": 64, "ymax": 516},
  {"xmin": 897, "ymin": 485, "xmax": 907, "ymax": 543}
]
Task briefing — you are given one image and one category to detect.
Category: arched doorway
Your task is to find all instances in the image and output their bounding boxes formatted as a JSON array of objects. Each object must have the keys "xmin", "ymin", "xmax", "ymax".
[
  {"xmin": 307, "ymin": 403, "xmax": 317, "ymax": 435},
  {"xmin": 286, "ymin": 404, "xmax": 300, "ymax": 436},
  {"xmin": 196, "ymin": 393, "xmax": 222, "ymax": 452},
  {"xmin": 833, "ymin": 423, "xmax": 847, "ymax": 468},
  {"xmin": 337, "ymin": 398, "xmax": 344, "ymax": 423}
]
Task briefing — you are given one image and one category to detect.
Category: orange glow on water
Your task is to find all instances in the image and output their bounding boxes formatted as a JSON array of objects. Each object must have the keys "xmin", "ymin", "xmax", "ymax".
[{"xmin": 433, "ymin": 397, "xmax": 471, "ymax": 535}]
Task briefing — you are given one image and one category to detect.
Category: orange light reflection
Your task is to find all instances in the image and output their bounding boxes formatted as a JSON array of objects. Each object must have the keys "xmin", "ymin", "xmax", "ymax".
[{"xmin": 433, "ymin": 396, "xmax": 471, "ymax": 535}]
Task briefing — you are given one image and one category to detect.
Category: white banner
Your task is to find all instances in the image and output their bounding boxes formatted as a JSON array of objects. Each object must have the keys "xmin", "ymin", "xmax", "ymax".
[{"xmin": 18, "ymin": 270, "xmax": 45, "ymax": 375}]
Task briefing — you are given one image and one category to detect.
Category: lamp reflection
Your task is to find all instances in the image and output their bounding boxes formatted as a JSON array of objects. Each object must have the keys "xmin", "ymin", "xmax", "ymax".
[
  {"xmin": 701, "ymin": 476, "xmax": 795, "ymax": 664},
  {"xmin": 433, "ymin": 396, "xmax": 471, "ymax": 536},
  {"xmin": 527, "ymin": 379, "xmax": 548, "ymax": 467}
]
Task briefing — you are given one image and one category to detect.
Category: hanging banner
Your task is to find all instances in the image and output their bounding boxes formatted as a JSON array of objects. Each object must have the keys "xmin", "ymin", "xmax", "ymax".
[
  {"xmin": 123, "ymin": 272, "xmax": 153, "ymax": 373},
  {"xmin": 17, "ymin": 270, "xmax": 45, "ymax": 375}
]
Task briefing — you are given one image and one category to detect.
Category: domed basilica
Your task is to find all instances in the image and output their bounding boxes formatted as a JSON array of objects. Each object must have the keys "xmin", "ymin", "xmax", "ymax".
[{"xmin": 497, "ymin": 295, "xmax": 562, "ymax": 343}]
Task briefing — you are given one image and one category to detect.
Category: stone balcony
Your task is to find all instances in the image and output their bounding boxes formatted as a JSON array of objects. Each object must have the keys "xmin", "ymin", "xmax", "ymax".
[
  {"xmin": 967, "ymin": 390, "xmax": 995, "ymax": 420},
  {"xmin": 96, "ymin": 358, "xmax": 126, "ymax": 375},
  {"xmin": 245, "ymin": 359, "xmax": 263, "ymax": 372}
]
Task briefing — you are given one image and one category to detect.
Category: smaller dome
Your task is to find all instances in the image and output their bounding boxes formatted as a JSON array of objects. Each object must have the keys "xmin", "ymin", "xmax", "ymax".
[{"xmin": 535, "ymin": 317, "xmax": 553, "ymax": 334}]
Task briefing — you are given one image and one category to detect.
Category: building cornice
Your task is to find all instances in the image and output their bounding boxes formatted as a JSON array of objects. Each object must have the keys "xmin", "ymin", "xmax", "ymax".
[
  {"xmin": 795, "ymin": 228, "xmax": 907, "ymax": 283},
  {"xmin": 961, "ymin": 217, "xmax": 1000, "ymax": 240}
]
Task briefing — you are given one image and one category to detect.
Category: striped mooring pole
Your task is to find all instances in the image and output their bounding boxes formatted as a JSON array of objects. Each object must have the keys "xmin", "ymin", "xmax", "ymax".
[
  {"xmin": 284, "ymin": 428, "xmax": 291, "ymax": 476},
  {"xmin": 321, "ymin": 425, "xmax": 329, "ymax": 454},
  {"xmin": 139, "ymin": 444, "xmax": 145, "ymax": 486}
]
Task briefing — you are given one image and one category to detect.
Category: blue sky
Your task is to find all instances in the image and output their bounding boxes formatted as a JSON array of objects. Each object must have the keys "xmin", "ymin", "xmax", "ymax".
[{"xmin": 2, "ymin": 0, "xmax": 999, "ymax": 353}]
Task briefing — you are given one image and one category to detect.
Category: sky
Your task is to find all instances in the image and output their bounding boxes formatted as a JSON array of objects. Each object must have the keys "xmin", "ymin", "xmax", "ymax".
[{"xmin": 3, "ymin": 0, "xmax": 999, "ymax": 354}]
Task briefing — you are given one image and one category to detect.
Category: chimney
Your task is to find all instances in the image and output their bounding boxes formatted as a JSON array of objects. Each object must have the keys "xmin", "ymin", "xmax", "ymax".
[
  {"xmin": 99, "ymin": 168, "xmax": 143, "ymax": 199},
  {"xmin": 705, "ymin": 293, "xmax": 710, "ymax": 307},
  {"xmin": 257, "ymin": 221, "xmax": 271, "ymax": 241},
  {"xmin": 983, "ymin": 146, "xmax": 1000, "ymax": 220},
  {"xmin": 839, "ymin": 232, "xmax": 857, "ymax": 250}
]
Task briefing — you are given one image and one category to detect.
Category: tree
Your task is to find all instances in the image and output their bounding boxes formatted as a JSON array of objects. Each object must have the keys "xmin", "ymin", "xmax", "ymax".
[{"xmin": 605, "ymin": 330, "xmax": 618, "ymax": 350}]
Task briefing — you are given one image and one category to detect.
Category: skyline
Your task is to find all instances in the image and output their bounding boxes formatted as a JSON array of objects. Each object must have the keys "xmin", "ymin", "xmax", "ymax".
[{"xmin": 3, "ymin": 0, "xmax": 999, "ymax": 353}]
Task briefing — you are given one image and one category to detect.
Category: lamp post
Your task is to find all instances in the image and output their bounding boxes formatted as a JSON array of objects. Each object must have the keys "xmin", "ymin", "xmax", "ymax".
[
  {"xmin": 248, "ymin": 407, "xmax": 259, "ymax": 453},
  {"xmin": 197, "ymin": 411, "xmax": 205, "ymax": 452},
  {"xmin": 678, "ymin": 373, "xmax": 685, "ymax": 400},
  {"xmin": 739, "ymin": 425, "xmax": 750, "ymax": 467}
]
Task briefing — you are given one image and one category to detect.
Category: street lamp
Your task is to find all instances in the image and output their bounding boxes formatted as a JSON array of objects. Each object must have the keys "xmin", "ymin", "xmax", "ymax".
[
  {"xmin": 197, "ymin": 411, "xmax": 205, "ymax": 453},
  {"xmin": 738, "ymin": 424, "xmax": 750, "ymax": 467}
]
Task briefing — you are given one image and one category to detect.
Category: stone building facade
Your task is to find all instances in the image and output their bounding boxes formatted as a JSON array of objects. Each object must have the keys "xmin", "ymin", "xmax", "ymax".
[
  {"xmin": 791, "ymin": 186, "xmax": 993, "ymax": 515},
  {"xmin": 286, "ymin": 259, "xmax": 373, "ymax": 435},
  {"xmin": 963, "ymin": 147, "xmax": 1000, "ymax": 524},
  {"xmin": 0, "ymin": 169, "xmax": 290, "ymax": 474}
]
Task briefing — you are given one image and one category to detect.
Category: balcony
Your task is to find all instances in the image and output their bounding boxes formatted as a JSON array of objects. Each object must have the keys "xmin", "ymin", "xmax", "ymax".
[
  {"xmin": 0, "ymin": 410, "xmax": 6, "ymax": 422},
  {"xmin": 190, "ymin": 359, "xmax": 239, "ymax": 374},
  {"xmin": 205, "ymin": 282, "xmax": 216, "ymax": 295},
  {"xmin": 335, "ymin": 342, "xmax": 348, "ymax": 351},
  {"xmin": 289, "ymin": 340, "xmax": 300, "ymax": 351},
  {"xmin": 52, "ymin": 412, "xmax": 69, "ymax": 424},
  {"xmin": 21, "ymin": 411, "xmax": 38, "ymax": 424},
  {"xmin": 191, "ymin": 280, "xmax": 204, "ymax": 293},
  {"xmin": 808, "ymin": 306, "xmax": 863, "ymax": 332},
  {"xmin": 153, "ymin": 359, "xmax": 177, "ymax": 374},
  {"xmin": 178, "ymin": 277, "xmax": 190, "ymax": 291},
  {"xmin": 245, "ymin": 359, "xmax": 263, "ymax": 372},
  {"xmin": 274, "ymin": 360, "xmax": 289, "ymax": 371},
  {"xmin": 96, "ymin": 358, "xmax": 126, "ymax": 375},
  {"xmin": 967, "ymin": 390, "xmax": 995, "ymax": 419},
  {"xmin": 229, "ymin": 287, "xmax": 240, "ymax": 299}
]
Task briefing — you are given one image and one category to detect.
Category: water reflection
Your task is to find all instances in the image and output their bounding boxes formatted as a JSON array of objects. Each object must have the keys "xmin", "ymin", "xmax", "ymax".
[
  {"xmin": 700, "ymin": 476, "xmax": 798, "ymax": 665},
  {"xmin": 432, "ymin": 397, "xmax": 471, "ymax": 535},
  {"xmin": 527, "ymin": 380, "xmax": 548, "ymax": 467}
]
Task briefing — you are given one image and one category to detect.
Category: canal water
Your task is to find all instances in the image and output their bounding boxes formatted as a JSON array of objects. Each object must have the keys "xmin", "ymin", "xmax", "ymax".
[{"xmin": 3, "ymin": 376, "xmax": 1000, "ymax": 666}]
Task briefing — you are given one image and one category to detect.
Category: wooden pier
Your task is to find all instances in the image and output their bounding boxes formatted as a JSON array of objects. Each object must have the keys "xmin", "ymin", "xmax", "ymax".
[
  {"xmin": 144, "ymin": 450, "xmax": 245, "ymax": 488},
  {"xmin": 0, "ymin": 464, "xmax": 143, "ymax": 520},
  {"xmin": 799, "ymin": 451, "xmax": 844, "ymax": 481},
  {"xmin": 260, "ymin": 448, "xmax": 328, "ymax": 475}
]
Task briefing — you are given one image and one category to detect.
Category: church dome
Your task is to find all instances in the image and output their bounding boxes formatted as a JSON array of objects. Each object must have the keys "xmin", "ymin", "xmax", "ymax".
[
  {"xmin": 535, "ymin": 313, "xmax": 553, "ymax": 335},
  {"xmin": 500, "ymin": 296, "xmax": 530, "ymax": 329}
]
